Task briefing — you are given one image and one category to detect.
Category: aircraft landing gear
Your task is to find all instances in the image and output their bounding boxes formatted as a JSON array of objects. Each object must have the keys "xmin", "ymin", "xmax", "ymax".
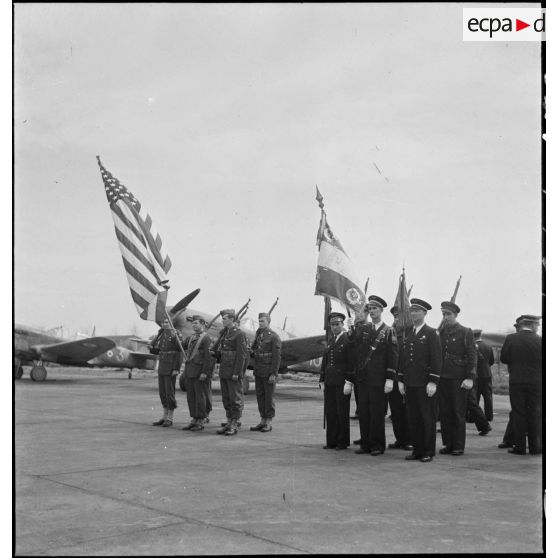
[
  {"xmin": 14, "ymin": 363, "xmax": 24, "ymax": 379},
  {"xmin": 30, "ymin": 365, "xmax": 47, "ymax": 382}
]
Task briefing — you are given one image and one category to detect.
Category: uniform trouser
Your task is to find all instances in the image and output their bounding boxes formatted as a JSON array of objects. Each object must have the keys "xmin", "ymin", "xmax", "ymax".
[
  {"xmin": 185, "ymin": 377, "xmax": 208, "ymax": 420},
  {"xmin": 503, "ymin": 412, "xmax": 514, "ymax": 446},
  {"xmin": 204, "ymin": 376, "xmax": 213, "ymax": 414},
  {"xmin": 476, "ymin": 377, "xmax": 493, "ymax": 421},
  {"xmin": 467, "ymin": 386, "xmax": 490, "ymax": 433},
  {"xmin": 158, "ymin": 374, "xmax": 177, "ymax": 410},
  {"xmin": 353, "ymin": 382, "xmax": 360, "ymax": 416},
  {"xmin": 439, "ymin": 378, "xmax": 469, "ymax": 451},
  {"xmin": 389, "ymin": 384, "xmax": 410, "ymax": 445},
  {"xmin": 406, "ymin": 387, "xmax": 437, "ymax": 458},
  {"xmin": 357, "ymin": 383, "xmax": 386, "ymax": 452},
  {"xmin": 510, "ymin": 383, "xmax": 542, "ymax": 453},
  {"xmin": 255, "ymin": 375, "xmax": 276, "ymax": 419},
  {"xmin": 324, "ymin": 384, "xmax": 351, "ymax": 448},
  {"xmin": 220, "ymin": 378, "xmax": 244, "ymax": 420}
]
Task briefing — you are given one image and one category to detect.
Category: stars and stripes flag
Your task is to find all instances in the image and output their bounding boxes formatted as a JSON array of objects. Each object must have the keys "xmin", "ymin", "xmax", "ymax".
[
  {"xmin": 314, "ymin": 187, "xmax": 366, "ymax": 313},
  {"xmin": 97, "ymin": 156, "xmax": 171, "ymax": 323}
]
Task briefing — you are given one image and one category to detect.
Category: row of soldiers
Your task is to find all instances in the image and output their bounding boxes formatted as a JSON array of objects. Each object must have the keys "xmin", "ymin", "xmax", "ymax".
[
  {"xmin": 149, "ymin": 310, "xmax": 282, "ymax": 437},
  {"xmin": 320, "ymin": 295, "xmax": 542, "ymax": 461}
]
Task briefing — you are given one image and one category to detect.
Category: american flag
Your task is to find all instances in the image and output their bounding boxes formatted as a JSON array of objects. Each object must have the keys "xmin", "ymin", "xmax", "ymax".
[{"xmin": 97, "ymin": 156, "xmax": 171, "ymax": 323}]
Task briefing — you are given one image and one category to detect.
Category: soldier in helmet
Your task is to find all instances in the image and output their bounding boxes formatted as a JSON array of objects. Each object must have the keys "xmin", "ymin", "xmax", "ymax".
[
  {"xmin": 211, "ymin": 309, "xmax": 248, "ymax": 436},
  {"xmin": 438, "ymin": 301, "xmax": 477, "ymax": 456},
  {"xmin": 250, "ymin": 312, "xmax": 282, "ymax": 433},
  {"xmin": 150, "ymin": 316, "xmax": 184, "ymax": 427}
]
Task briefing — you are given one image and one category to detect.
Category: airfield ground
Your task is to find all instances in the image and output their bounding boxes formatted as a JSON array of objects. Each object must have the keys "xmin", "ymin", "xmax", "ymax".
[{"xmin": 15, "ymin": 367, "xmax": 543, "ymax": 555}]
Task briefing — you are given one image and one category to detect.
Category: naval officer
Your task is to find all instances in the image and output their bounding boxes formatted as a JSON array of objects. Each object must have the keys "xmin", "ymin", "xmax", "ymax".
[{"xmin": 397, "ymin": 298, "xmax": 442, "ymax": 462}]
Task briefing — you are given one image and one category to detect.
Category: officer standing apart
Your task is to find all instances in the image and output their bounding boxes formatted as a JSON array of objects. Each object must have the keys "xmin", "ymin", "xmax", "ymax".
[
  {"xmin": 347, "ymin": 296, "xmax": 398, "ymax": 456},
  {"xmin": 250, "ymin": 312, "xmax": 282, "ymax": 433},
  {"xmin": 181, "ymin": 315, "xmax": 213, "ymax": 432},
  {"xmin": 438, "ymin": 301, "xmax": 477, "ymax": 456},
  {"xmin": 500, "ymin": 314, "xmax": 542, "ymax": 455},
  {"xmin": 320, "ymin": 312, "xmax": 353, "ymax": 450},
  {"xmin": 150, "ymin": 317, "xmax": 184, "ymax": 427},
  {"xmin": 398, "ymin": 298, "xmax": 442, "ymax": 463},
  {"xmin": 473, "ymin": 329, "xmax": 495, "ymax": 421},
  {"xmin": 212, "ymin": 309, "xmax": 248, "ymax": 436}
]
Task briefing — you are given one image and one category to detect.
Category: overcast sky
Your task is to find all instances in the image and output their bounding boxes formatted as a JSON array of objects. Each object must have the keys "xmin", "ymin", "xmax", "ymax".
[{"xmin": 14, "ymin": 3, "xmax": 542, "ymax": 339}]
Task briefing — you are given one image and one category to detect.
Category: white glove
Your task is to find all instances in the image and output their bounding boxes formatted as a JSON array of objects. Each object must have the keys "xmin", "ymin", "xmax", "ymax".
[
  {"xmin": 343, "ymin": 380, "xmax": 353, "ymax": 395},
  {"xmin": 346, "ymin": 317, "xmax": 355, "ymax": 328},
  {"xmin": 232, "ymin": 374, "xmax": 238, "ymax": 382},
  {"xmin": 426, "ymin": 382, "xmax": 437, "ymax": 397},
  {"xmin": 384, "ymin": 379, "xmax": 393, "ymax": 394},
  {"xmin": 199, "ymin": 373, "xmax": 207, "ymax": 381},
  {"xmin": 268, "ymin": 375, "xmax": 277, "ymax": 384},
  {"xmin": 398, "ymin": 381, "xmax": 405, "ymax": 396},
  {"xmin": 460, "ymin": 378, "xmax": 474, "ymax": 390}
]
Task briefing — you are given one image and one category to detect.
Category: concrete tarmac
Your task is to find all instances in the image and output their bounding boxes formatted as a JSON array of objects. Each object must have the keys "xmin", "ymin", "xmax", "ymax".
[{"xmin": 15, "ymin": 368, "xmax": 543, "ymax": 555}]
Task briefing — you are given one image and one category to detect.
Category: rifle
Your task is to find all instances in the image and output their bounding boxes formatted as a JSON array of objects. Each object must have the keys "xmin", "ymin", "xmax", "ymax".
[
  {"xmin": 236, "ymin": 298, "xmax": 251, "ymax": 322},
  {"xmin": 268, "ymin": 297, "xmax": 279, "ymax": 316},
  {"xmin": 438, "ymin": 275, "xmax": 462, "ymax": 331},
  {"xmin": 205, "ymin": 312, "xmax": 221, "ymax": 331},
  {"xmin": 213, "ymin": 299, "xmax": 250, "ymax": 361}
]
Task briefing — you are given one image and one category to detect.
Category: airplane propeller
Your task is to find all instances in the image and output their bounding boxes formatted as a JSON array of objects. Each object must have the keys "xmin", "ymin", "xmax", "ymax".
[{"xmin": 169, "ymin": 288, "xmax": 201, "ymax": 316}]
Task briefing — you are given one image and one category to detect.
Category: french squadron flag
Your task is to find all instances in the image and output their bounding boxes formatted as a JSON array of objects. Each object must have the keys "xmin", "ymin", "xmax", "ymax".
[
  {"xmin": 314, "ymin": 190, "xmax": 365, "ymax": 312},
  {"xmin": 97, "ymin": 156, "xmax": 171, "ymax": 323}
]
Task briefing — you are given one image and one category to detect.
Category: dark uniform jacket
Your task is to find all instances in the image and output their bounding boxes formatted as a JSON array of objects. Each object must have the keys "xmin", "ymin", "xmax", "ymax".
[
  {"xmin": 251, "ymin": 327, "xmax": 282, "ymax": 377},
  {"xmin": 213, "ymin": 326, "xmax": 248, "ymax": 379},
  {"xmin": 349, "ymin": 322, "xmax": 398, "ymax": 386},
  {"xmin": 183, "ymin": 333, "xmax": 213, "ymax": 379},
  {"xmin": 151, "ymin": 328, "xmax": 183, "ymax": 376},
  {"xmin": 398, "ymin": 324, "xmax": 442, "ymax": 387},
  {"xmin": 500, "ymin": 330, "xmax": 542, "ymax": 385},
  {"xmin": 439, "ymin": 323, "xmax": 477, "ymax": 381},
  {"xmin": 320, "ymin": 332, "xmax": 353, "ymax": 386},
  {"xmin": 475, "ymin": 339, "xmax": 495, "ymax": 379}
]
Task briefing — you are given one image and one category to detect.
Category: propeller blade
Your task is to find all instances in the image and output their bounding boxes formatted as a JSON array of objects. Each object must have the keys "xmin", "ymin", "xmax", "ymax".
[{"xmin": 169, "ymin": 288, "xmax": 201, "ymax": 315}]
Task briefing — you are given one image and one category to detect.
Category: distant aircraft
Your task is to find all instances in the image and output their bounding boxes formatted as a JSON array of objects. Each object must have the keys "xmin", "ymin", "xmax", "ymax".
[{"xmin": 14, "ymin": 324, "xmax": 157, "ymax": 381}]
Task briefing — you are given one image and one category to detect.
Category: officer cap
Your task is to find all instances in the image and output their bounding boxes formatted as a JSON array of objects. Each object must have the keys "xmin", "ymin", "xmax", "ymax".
[
  {"xmin": 410, "ymin": 298, "xmax": 431, "ymax": 312},
  {"xmin": 367, "ymin": 295, "xmax": 387, "ymax": 309},
  {"xmin": 220, "ymin": 309, "xmax": 236, "ymax": 318},
  {"xmin": 258, "ymin": 312, "xmax": 270, "ymax": 319},
  {"xmin": 473, "ymin": 328, "xmax": 482, "ymax": 338},
  {"xmin": 191, "ymin": 315, "xmax": 206, "ymax": 324},
  {"xmin": 517, "ymin": 314, "xmax": 541, "ymax": 325},
  {"xmin": 441, "ymin": 301, "xmax": 460, "ymax": 314},
  {"xmin": 328, "ymin": 312, "xmax": 346, "ymax": 323},
  {"xmin": 390, "ymin": 306, "xmax": 399, "ymax": 316}
]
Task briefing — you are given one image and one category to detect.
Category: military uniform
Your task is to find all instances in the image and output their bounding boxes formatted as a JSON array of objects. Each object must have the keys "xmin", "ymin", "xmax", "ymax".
[
  {"xmin": 212, "ymin": 323, "xmax": 248, "ymax": 432},
  {"xmin": 151, "ymin": 326, "xmax": 183, "ymax": 425},
  {"xmin": 349, "ymin": 321, "xmax": 398, "ymax": 453},
  {"xmin": 320, "ymin": 330, "xmax": 353, "ymax": 449},
  {"xmin": 439, "ymin": 322, "xmax": 477, "ymax": 453},
  {"xmin": 183, "ymin": 332, "xmax": 214, "ymax": 427},
  {"xmin": 251, "ymin": 325, "xmax": 282, "ymax": 426},
  {"xmin": 475, "ymin": 337, "xmax": 495, "ymax": 421},
  {"xmin": 500, "ymin": 323, "xmax": 542, "ymax": 454},
  {"xmin": 398, "ymin": 321, "xmax": 442, "ymax": 459},
  {"xmin": 388, "ymin": 324, "xmax": 413, "ymax": 448}
]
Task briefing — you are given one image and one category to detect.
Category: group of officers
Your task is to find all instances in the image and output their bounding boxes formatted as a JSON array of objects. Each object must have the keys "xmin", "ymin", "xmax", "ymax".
[
  {"xmin": 147, "ymin": 296, "xmax": 542, "ymax": 459},
  {"xmin": 149, "ymin": 309, "xmax": 281, "ymax": 437},
  {"xmin": 320, "ymin": 295, "xmax": 542, "ymax": 461}
]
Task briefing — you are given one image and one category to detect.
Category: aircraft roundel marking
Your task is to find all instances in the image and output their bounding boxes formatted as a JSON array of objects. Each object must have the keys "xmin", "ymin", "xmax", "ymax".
[{"xmin": 106, "ymin": 350, "xmax": 114, "ymax": 358}]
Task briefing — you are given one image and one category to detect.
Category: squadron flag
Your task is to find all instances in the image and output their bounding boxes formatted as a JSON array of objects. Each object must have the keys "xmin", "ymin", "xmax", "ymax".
[
  {"xmin": 393, "ymin": 269, "xmax": 412, "ymax": 333},
  {"xmin": 97, "ymin": 156, "xmax": 171, "ymax": 323},
  {"xmin": 314, "ymin": 188, "xmax": 365, "ymax": 313}
]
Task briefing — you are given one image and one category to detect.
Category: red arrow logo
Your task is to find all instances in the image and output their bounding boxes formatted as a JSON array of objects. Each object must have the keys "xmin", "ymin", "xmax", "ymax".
[{"xmin": 516, "ymin": 19, "xmax": 530, "ymax": 31}]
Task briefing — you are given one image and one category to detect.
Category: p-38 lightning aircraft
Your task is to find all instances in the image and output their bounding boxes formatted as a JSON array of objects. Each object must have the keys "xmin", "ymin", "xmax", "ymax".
[{"xmin": 14, "ymin": 325, "xmax": 157, "ymax": 381}]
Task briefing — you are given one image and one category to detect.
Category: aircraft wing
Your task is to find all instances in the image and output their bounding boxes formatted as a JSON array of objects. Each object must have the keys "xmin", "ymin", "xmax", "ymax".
[
  {"xmin": 480, "ymin": 332, "xmax": 507, "ymax": 348},
  {"xmin": 38, "ymin": 337, "xmax": 117, "ymax": 365},
  {"xmin": 280, "ymin": 335, "xmax": 326, "ymax": 367}
]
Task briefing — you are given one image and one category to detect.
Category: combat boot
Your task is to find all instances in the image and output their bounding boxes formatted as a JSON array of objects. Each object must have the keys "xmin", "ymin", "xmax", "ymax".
[
  {"xmin": 182, "ymin": 418, "xmax": 197, "ymax": 431},
  {"xmin": 190, "ymin": 419, "xmax": 204, "ymax": 432},
  {"xmin": 224, "ymin": 418, "xmax": 239, "ymax": 436},
  {"xmin": 153, "ymin": 408, "xmax": 168, "ymax": 426},
  {"xmin": 260, "ymin": 418, "xmax": 272, "ymax": 432},
  {"xmin": 163, "ymin": 409, "xmax": 174, "ymax": 427},
  {"xmin": 216, "ymin": 421, "xmax": 230, "ymax": 434},
  {"xmin": 250, "ymin": 419, "xmax": 265, "ymax": 431}
]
